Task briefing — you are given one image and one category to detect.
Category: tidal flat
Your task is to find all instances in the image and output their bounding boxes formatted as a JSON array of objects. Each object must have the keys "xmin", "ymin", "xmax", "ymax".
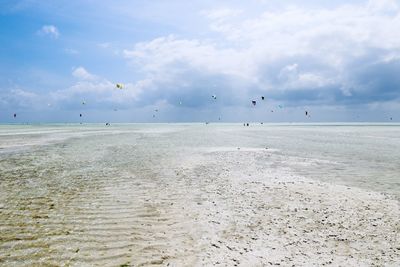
[{"xmin": 0, "ymin": 123, "xmax": 399, "ymax": 266}]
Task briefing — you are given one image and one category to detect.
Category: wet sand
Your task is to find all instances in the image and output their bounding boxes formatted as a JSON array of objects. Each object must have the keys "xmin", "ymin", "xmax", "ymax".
[{"xmin": 0, "ymin": 125, "xmax": 399, "ymax": 266}]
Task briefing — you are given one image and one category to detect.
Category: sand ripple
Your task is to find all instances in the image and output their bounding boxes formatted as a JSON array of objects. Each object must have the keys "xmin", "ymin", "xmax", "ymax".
[{"xmin": 1, "ymin": 127, "xmax": 399, "ymax": 266}]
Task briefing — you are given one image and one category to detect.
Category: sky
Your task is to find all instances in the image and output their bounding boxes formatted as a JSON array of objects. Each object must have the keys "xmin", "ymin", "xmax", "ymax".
[{"xmin": 1, "ymin": 0, "xmax": 400, "ymax": 123}]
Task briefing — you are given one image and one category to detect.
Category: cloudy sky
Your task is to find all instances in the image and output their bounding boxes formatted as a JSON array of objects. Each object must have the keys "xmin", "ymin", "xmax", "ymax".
[{"xmin": 1, "ymin": 0, "xmax": 399, "ymax": 122}]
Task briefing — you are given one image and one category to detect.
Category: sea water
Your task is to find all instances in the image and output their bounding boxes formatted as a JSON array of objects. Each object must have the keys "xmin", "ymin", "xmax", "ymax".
[
  {"xmin": 1, "ymin": 123, "xmax": 399, "ymax": 198},
  {"xmin": 0, "ymin": 123, "xmax": 399, "ymax": 265}
]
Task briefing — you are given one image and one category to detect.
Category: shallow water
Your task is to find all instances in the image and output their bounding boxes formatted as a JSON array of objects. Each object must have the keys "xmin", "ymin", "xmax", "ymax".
[
  {"xmin": 1, "ymin": 123, "xmax": 399, "ymax": 201},
  {"xmin": 0, "ymin": 123, "xmax": 399, "ymax": 265}
]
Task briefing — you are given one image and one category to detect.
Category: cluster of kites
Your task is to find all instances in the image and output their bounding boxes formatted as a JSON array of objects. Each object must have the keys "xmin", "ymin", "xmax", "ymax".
[
  {"xmin": 9, "ymin": 83, "xmax": 395, "ymax": 123},
  {"xmin": 250, "ymin": 96, "xmax": 289, "ymax": 114},
  {"xmin": 77, "ymin": 83, "xmax": 125, "ymax": 120}
]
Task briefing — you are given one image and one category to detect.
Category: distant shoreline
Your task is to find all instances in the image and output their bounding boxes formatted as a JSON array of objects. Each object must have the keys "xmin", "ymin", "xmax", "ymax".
[{"xmin": 1, "ymin": 122, "xmax": 400, "ymax": 126}]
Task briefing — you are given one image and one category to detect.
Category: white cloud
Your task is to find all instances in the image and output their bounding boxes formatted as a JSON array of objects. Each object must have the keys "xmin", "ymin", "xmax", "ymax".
[
  {"xmin": 50, "ymin": 67, "xmax": 148, "ymax": 106},
  {"xmin": 3, "ymin": 1, "xmax": 400, "ymax": 121},
  {"xmin": 98, "ymin": 42, "xmax": 111, "ymax": 48},
  {"xmin": 38, "ymin": 25, "xmax": 59, "ymax": 38},
  {"xmin": 51, "ymin": 80, "xmax": 145, "ymax": 106},
  {"xmin": 65, "ymin": 48, "xmax": 79, "ymax": 54},
  {"xmin": 124, "ymin": 35, "xmax": 254, "ymax": 83},
  {"xmin": 0, "ymin": 88, "xmax": 41, "ymax": 109},
  {"xmin": 278, "ymin": 64, "xmax": 333, "ymax": 90},
  {"xmin": 122, "ymin": 1, "xmax": 400, "ymax": 104},
  {"xmin": 367, "ymin": 0, "xmax": 399, "ymax": 13},
  {"xmin": 72, "ymin": 67, "xmax": 97, "ymax": 81}
]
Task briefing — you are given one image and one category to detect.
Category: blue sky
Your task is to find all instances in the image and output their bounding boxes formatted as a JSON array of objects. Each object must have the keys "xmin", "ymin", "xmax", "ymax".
[{"xmin": 1, "ymin": 0, "xmax": 399, "ymax": 122}]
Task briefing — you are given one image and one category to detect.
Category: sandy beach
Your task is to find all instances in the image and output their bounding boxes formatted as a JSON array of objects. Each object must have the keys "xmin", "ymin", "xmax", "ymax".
[{"xmin": 0, "ymin": 124, "xmax": 399, "ymax": 266}]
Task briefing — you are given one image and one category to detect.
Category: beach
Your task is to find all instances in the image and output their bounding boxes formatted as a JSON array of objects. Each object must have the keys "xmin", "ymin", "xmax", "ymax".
[{"xmin": 0, "ymin": 124, "xmax": 399, "ymax": 266}]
